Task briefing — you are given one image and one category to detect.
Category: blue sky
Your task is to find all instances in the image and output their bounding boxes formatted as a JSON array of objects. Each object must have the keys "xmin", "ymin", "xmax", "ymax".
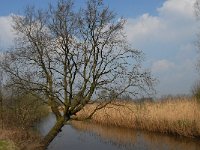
[
  {"xmin": 0, "ymin": 0, "xmax": 164, "ymax": 17},
  {"xmin": 0, "ymin": 0, "xmax": 199, "ymax": 97}
]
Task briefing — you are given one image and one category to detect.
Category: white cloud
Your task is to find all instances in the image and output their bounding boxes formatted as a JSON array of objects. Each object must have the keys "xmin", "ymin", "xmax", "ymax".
[
  {"xmin": 126, "ymin": 14, "xmax": 163, "ymax": 41},
  {"xmin": 0, "ymin": 0, "xmax": 198, "ymax": 96},
  {"xmin": 125, "ymin": 0, "xmax": 199, "ymax": 96},
  {"xmin": 125, "ymin": 0, "xmax": 197, "ymax": 47},
  {"xmin": 155, "ymin": 58, "xmax": 198, "ymax": 96},
  {"xmin": 158, "ymin": 0, "xmax": 196, "ymax": 20},
  {"xmin": 0, "ymin": 15, "xmax": 15, "ymax": 50},
  {"xmin": 152, "ymin": 59, "xmax": 175, "ymax": 73}
]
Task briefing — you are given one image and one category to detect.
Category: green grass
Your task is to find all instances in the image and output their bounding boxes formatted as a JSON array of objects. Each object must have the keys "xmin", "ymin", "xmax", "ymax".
[{"xmin": 0, "ymin": 140, "xmax": 18, "ymax": 150}]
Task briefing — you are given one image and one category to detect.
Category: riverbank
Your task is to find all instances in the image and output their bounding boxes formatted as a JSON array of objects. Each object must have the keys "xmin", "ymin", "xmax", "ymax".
[
  {"xmin": 76, "ymin": 97, "xmax": 200, "ymax": 138},
  {"xmin": 0, "ymin": 128, "xmax": 42, "ymax": 150},
  {"xmin": 0, "ymin": 92, "xmax": 49, "ymax": 149}
]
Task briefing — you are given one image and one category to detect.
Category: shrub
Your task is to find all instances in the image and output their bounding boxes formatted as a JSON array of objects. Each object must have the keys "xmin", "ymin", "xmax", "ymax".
[
  {"xmin": 1, "ymin": 93, "xmax": 49, "ymax": 129},
  {"xmin": 192, "ymin": 81, "xmax": 200, "ymax": 101}
]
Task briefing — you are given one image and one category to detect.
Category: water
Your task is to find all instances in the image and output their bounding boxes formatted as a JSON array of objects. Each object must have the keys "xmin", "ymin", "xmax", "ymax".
[{"xmin": 38, "ymin": 114, "xmax": 200, "ymax": 150}]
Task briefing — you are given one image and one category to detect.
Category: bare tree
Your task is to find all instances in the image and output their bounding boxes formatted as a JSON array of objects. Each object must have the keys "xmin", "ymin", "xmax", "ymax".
[
  {"xmin": 0, "ymin": 68, "xmax": 3, "ymax": 129},
  {"xmin": 0, "ymin": 0, "xmax": 154, "ymax": 148},
  {"xmin": 192, "ymin": 80, "xmax": 200, "ymax": 100},
  {"xmin": 194, "ymin": 0, "xmax": 200, "ymax": 98}
]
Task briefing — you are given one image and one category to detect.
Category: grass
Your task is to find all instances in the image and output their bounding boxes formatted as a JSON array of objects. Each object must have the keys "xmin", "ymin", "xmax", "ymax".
[
  {"xmin": 0, "ymin": 128, "xmax": 43, "ymax": 150},
  {"xmin": 0, "ymin": 140, "xmax": 18, "ymax": 150},
  {"xmin": 0, "ymin": 94, "xmax": 49, "ymax": 150},
  {"xmin": 75, "ymin": 97, "xmax": 200, "ymax": 138}
]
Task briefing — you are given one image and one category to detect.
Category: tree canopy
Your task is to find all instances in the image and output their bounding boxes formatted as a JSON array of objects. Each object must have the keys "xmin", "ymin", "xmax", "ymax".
[{"xmin": 0, "ymin": 0, "xmax": 155, "ymax": 147}]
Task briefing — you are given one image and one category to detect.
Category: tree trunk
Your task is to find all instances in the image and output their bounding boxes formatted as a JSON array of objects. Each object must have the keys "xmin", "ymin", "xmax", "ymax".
[{"xmin": 41, "ymin": 116, "xmax": 66, "ymax": 149}]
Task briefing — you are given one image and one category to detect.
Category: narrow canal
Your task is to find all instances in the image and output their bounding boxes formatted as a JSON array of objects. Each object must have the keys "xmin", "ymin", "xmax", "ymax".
[{"xmin": 38, "ymin": 114, "xmax": 200, "ymax": 150}]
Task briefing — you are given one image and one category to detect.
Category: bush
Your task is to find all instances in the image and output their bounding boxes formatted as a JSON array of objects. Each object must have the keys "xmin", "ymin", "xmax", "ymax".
[
  {"xmin": 192, "ymin": 81, "xmax": 200, "ymax": 101},
  {"xmin": 1, "ymin": 93, "xmax": 49, "ymax": 129}
]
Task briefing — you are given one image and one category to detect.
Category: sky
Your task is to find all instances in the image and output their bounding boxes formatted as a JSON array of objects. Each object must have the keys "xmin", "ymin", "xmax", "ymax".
[{"xmin": 0, "ymin": 0, "xmax": 199, "ymax": 97}]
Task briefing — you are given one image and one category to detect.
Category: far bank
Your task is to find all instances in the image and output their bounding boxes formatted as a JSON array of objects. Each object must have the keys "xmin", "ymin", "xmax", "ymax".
[{"xmin": 75, "ymin": 97, "xmax": 200, "ymax": 138}]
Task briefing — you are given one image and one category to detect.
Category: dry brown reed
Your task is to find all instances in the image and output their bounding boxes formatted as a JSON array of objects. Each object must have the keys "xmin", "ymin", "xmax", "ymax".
[
  {"xmin": 76, "ymin": 97, "xmax": 200, "ymax": 138},
  {"xmin": 0, "ymin": 128, "xmax": 43, "ymax": 150}
]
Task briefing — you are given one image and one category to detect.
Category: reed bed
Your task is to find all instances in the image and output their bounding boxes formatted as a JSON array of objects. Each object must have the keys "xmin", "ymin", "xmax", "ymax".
[{"xmin": 76, "ymin": 98, "xmax": 200, "ymax": 138}]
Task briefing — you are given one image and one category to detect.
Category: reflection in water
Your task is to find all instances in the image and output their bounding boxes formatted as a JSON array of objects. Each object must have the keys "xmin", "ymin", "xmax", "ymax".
[
  {"xmin": 38, "ymin": 114, "xmax": 200, "ymax": 150},
  {"xmin": 71, "ymin": 121, "xmax": 200, "ymax": 150},
  {"xmin": 71, "ymin": 121, "xmax": 137, "ymax": 148}
]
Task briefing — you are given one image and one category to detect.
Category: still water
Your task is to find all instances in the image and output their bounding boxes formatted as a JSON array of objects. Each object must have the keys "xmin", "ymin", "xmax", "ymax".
[{"xmin": 38, "ymin": 114, "xmax": 200, "ymax": 150}]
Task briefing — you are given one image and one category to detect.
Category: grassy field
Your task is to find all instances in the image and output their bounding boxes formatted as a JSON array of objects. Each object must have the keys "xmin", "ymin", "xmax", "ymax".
[{"xmin": 76, "ymin": 97, "xmax": 200, "ymax": 138}]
